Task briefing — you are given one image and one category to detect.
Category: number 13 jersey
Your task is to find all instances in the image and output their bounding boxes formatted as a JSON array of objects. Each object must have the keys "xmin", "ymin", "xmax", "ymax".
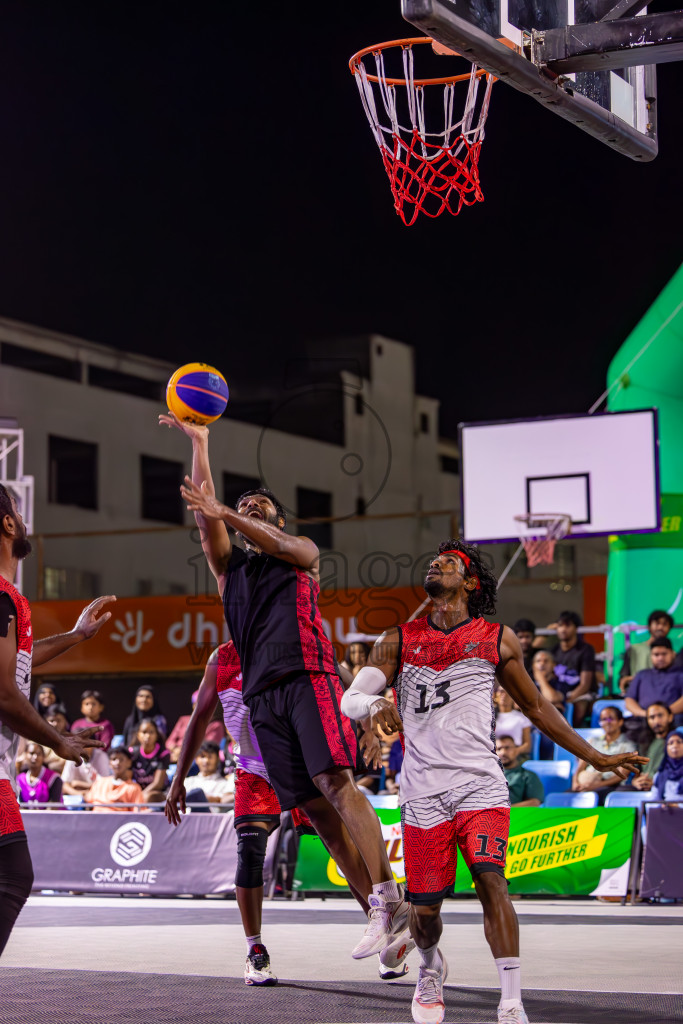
[{"xmin": 393, "ymin": 615, "xmax": 509, "ymax": 810}]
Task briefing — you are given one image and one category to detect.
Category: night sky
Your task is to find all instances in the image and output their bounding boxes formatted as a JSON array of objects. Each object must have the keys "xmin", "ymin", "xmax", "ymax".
[{"xmin": 0, "ymin": 1, "xmax": 681, "ymax": 436}]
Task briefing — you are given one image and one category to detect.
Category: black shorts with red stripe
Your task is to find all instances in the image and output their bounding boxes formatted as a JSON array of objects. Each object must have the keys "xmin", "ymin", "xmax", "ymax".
[
  {"xmin": 403, "ymin": 806, "xmax": 510, "ymax": 905},
  {"xmin": 0, "ymin": 780, "xmax": 25, "ymax": 847},
  {"xmin": 246, "ymin": 671, "xmax": 362, "ymax": 810}
]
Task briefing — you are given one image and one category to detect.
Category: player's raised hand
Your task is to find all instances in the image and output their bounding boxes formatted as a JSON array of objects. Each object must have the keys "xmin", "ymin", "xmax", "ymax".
[
  {"xmin": 370, "ymin": 697, "xmax": 403, "ymax": 738},
  {"xmin": 72, "ymin": 595, "xmax": 116, "ymax": 640},
  {"xmin": 159, "ymin": 411, "xmax": 209, "ymax": 442},
  {"xmin": 164, "ymin": 776, "xmax": 187, "ymax": 827},
  {"xmin": 181, "ymin": 476, "xmax": 225, "ymax": 520},
  {"xmin": 55, "ymin": 726, "xmax": 105, "ymax": 767},
  {"xmin": 592, "ymin": 749, "xmax": 649, "ymax": 780}
]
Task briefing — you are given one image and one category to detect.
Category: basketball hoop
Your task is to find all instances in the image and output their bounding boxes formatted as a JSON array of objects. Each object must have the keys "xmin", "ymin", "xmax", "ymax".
[
  {"xmin": 349, "ymin": 38, "xmax": 494, "ymax": 226},
  {"xmin": 514, "ymin": 513, "xmax": 572, "ymax": 568}
]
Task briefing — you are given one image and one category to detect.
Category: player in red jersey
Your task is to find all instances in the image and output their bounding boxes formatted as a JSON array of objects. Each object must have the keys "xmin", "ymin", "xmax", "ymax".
[
  {"xmin": 0, "ymin": 485, "xmax": 115, "ymax": 956},
  {"xmin": 161, "ymin": 411, "xmax": 411, "ymax": 964},
  {"xmin": 341, "ymin": 539, "xmax": 648, "ymax": 1024}
]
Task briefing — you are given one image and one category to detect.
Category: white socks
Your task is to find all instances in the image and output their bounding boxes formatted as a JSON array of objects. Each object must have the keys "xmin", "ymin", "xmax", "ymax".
[
  {"xmin": 418, "ymin": 942, "xmax": 442, "ymax": 971},
  {"xmin": 372, "ymin": 879, "xmax": 401, "ymax": 904},
  {"xmin": 495, "ymin": 956, "xmax": 522, "ymax": 1007},
  {"xmin": 246, "ymin": 932, "xmax": 262, "ymax": 952}
]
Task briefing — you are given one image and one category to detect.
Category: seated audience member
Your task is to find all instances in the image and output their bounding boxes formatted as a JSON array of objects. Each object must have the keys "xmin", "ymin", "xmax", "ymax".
[
  {"xmin": 70, "ymin": 689, "xmax": 115, "ymax": 750},
  {"xmin": 513, "ymin": 619, "xmax": 537, "ymax": 676},
  {"xmin": 42, "ymin": 702, "xmax": 71, "ymax": 774},
  {"xmin": 531, "ymin": 649, "xmax": 566, "ymax": 712},
  {"xmin": 129, "ymin": 719, "xmax": 170, "ymax": 803},
  {"xmin": 495, "ymin": 736, "xmax": 544, "ymax": 806},
  {"xmin": 17, "ymin": 742, "xmax": 63, "ymax": 805},
  {"xmin": 61, "ymin": 746, "xmax": 111, "ymax": 796},
  {"xmin": 384, "ymin": 738, "xmax": 404, "ymax": 795},
  {"xmin": 572, "ymin": 706, "xmax": 637, "ymax": 804},
  {"xmin": 33, "ymin": 683, "xmax": 61, "ymax": 718},
  {"xmin": 166, "ymin": 691, "xmax": 227, "ymax": 764},
  {"xmin": 619, "ymin": 610, "xmax": 674, "ymax": 692},
  {"xmin": 551, "ymin": 611, "xmax": 597, "ymax": 725},
  {"xmin": 652, "ymin": 732, "xmax": 683, "ymax": 801},
  {"xmin": 630, "ymin": 702, "xmax": 674, "ymax": 791},
  {"xmin": 122, "ymin": 685, "xmax": 168, "ymax": 748},
  {"xmin": 626, "ymin": 638, "xmax": 683, "ymax": 727},
  {"xmin": 84, "ymin": 747, "xmax": 145, "ymax": 811},
  {"xmin": 185, "ymin": 741, "xmax": 235, "ymax": 811},
  {"xmin": 340, "ymin": 641, "xmax": 371, "ymax": 679},
  {"xmin": 494, "ymin": 687, "xmax": 532, "ymax": 758}
]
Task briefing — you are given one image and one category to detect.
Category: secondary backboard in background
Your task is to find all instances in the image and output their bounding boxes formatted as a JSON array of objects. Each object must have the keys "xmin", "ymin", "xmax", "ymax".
[
  {"xmin": 459, "ymin": 409, "xmax": 659, "ymax": 543},
  {"xmin": 402, "ymin": 0, "xmax": 665, "ymax": 160}
]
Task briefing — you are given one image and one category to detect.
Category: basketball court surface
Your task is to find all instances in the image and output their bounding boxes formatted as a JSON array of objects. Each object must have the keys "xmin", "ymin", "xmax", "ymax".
[{"xmin": 2, "ymin": 894, "xmax": 681, "ymax": 1024}]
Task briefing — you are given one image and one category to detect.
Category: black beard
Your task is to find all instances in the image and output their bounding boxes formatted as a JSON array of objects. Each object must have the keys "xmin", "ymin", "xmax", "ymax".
[
  {"xmin": 424, "ymin": 576, "xmax": 446, "ymax": 598},
  {"xmin": 12, "ymin": 535, "xmax": 32, "ymax": 560}
]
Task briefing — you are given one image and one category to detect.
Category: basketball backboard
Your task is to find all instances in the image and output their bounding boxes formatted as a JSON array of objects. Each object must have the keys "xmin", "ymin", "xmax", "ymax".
[
  {"xmin": 459, "ymin": 409, "xmax": 659, "ymax": 543},
  {"xmin": 401, "ymin": 0, "xmax": 675, "ymax": 159}
]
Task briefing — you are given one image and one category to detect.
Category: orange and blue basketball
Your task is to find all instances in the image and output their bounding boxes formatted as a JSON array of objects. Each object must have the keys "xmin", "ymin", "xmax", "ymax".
[{"xmin": 166, "ymin": 363, "xmax": 229, "ymax": 425}]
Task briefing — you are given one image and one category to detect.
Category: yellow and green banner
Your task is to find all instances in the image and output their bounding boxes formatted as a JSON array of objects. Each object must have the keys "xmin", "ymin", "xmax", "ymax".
[{"xmin": 293, "ymin": 803, "xmax": 636, "ymax": 897}]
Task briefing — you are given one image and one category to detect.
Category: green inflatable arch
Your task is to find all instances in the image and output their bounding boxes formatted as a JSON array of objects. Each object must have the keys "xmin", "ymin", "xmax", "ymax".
[{"xmin": 606, "ymin": 261, "xmax": 683, "ymax": 669}]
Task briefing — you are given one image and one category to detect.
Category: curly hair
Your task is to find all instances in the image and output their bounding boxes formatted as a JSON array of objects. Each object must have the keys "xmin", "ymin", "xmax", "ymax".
[{"xmin": 436, "ymin": 539, "xmax": 498, "ymax": 618}]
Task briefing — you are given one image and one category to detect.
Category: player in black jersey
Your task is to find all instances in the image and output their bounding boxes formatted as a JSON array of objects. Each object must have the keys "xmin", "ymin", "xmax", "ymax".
[{"xmin": 161, "ymin": 412, "xmax": 411, "ymax": 966}]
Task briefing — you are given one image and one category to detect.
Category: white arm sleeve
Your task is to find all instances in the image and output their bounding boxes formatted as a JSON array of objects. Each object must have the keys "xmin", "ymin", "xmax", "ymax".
[{"xmin": 340, "ymin": 665, "xmax": 388, "ymax": 721}]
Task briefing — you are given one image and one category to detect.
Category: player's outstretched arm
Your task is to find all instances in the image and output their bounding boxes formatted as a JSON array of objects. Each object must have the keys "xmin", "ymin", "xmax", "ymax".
[
  {"xmin": 160, "ymin": 413, "xmax": 232, "ymax": 587},
  {"xmin": 497, "ymin": 626, "xmax": 648, "ymax": 781},
  {"xmin": 181, "ymin": 475, "xmax": 319, "ymax": 574},
  {"xmin": 31, "ymin": 595, "xmax": 116, "ymax": 668},
  {"xmin": 165, "ymin": 650, "xmax": 220, "ymax": 826},
  {"xmin": 340, "ymin": 627, "xmax": 402, "ymax": 737}
]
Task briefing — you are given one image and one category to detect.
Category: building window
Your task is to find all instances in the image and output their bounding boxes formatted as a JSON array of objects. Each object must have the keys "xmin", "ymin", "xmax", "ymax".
[
  {"xmin": 355, "ymin": 394, "xmax": 364, "ymax": 416},
  {"xmin": 223, "ymin": 472, "xmax": 262, "ymax": 510},
  {"xmin": 356, "ymin": 496, "xmax": 367, "ymax": 517},
  {"xmin": 1, "ymin": 342, "xmax": 81, "ymax": 381},
  {"xmin": 141, "ymin": 455, "xmax": 184, "ymax": 523},
  {"xmin": 88, "ymin": 365, "xmax": 164, "ymax": 400},
  {"xmin": 440, "ymin": 455, "xmax": 460, "ymax": 474},
  {"xmin": 419, "ymin": 412, "xmax": 430, "ymax": 434},
  {"xmin": 297, "ymin": 487, "xmax": 332, "ymax": 550},
  {"xmin": 48, "ymin": 435, "xmax": 98, "ymax": 509},
  {"xmin": 44, "ymin": 567, "xmax": 100, "ymax": 601}
]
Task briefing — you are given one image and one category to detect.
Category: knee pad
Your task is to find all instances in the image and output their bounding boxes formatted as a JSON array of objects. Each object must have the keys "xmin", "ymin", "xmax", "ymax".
[{"xmin": 235, "ymin": 827, "xmax": 269, "ymax": 889}]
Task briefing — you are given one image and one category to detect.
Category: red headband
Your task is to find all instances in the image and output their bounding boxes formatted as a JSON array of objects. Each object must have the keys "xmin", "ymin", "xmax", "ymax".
[{"xmin": 440, "ymin": 549, "xmax": 481, "ymax": 589}]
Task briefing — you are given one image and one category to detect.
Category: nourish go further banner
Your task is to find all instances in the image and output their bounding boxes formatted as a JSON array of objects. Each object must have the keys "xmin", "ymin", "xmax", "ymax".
[{"xmin": 293, "ymin": 805, "xmax": 636, "ymax": 897}]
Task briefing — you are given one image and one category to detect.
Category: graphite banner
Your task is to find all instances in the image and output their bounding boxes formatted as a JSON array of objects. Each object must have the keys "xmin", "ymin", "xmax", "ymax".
[
  {"xmin": 293, "ymin": 804, "xmax": 636, "ymax": 897},
  {"xmin": 24, "ymin": 810, "xmax": 279, "ymax": 895}
]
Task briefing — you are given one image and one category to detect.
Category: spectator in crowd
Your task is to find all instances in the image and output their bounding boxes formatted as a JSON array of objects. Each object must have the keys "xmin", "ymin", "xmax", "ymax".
[
  {"xmin": 572, "ymin": 706, "xmax": 637, "ymax": 803},
  {"xmin": 619, "ymin": 610, "xmax": 675, "ymax": 692},
  {"xmin": 84, "ymin": 747, "xmax": 145, "ymax": 811},
  {"xmin": 493, "ymin": 687, "xmax": 532, "ymax": 758},
  {"xmin": 129, "ymin": 718, "xmax": 170, "ymax": 803},
  {"xmin": 531, "ymin": 649, "xmax": 566, "ymax": 712},
  {"xmin": 16, "ymin": 742, "xmax": 62, "ymax": 806},
  {"xmin": 652, "ymin": 732, "xmax": 683, "ymax": 801},
  {"xmin": 625, "ymin": 639, "xmax": 683, "ymax": 728},
  {"xmin": 42, "ymin": 702, "xmax": 71, "ymax": 774},
  {"xmin": 630, "ymin": 702, "xmax": 674, "ymax": 791},
  {"xmin": 513, "ymin": 619, "xmax": 536, "ymax": 676},
  {"xmin": 122, "ymin": 685, "xmax": 168, "ymax": 747},
  {"xmin": 70, "ymin": 690, "xmax": 115, "ymax": 751},
  {"xmin": 185, "ymin": 741, "xmax": 235, "ymax": 811},
  {"xmin": 495, "ymin": 736, "xmax": 544, "ymax": 806},
  {"xmin": 61, "ymin": 746, "xmax": 111, "ymax": 796},
  {"xmin": 167, "ymin": 691, "xmax": 227, "ymax": 764},
  {"xmin": 551, "ymin": 611, "xmax": 597, "ymax": 725},
  {"xmin": 340, "ymin": 641, "xmax": 371, "ymax": 679},
  {"xmin": 384, "ymin": 738, "xmax": 404, "ymax": 795},
  {"xmin": 33, "ymin": 683, "xmax": 61, "ymax": 718}
]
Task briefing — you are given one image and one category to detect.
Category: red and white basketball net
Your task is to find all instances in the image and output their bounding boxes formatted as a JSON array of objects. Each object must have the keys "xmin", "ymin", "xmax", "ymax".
[
  {"xmin": 515, "ymin": 514, "xmax": 572, "ymax": 568},
  {"xmin": 351, "ymin": 40, "xmax": 494, "ymax": 226}
]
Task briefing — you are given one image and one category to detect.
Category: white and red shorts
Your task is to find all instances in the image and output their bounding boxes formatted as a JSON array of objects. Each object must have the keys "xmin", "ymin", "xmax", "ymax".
[
  {"xmin": 402, "ymin": 797, "xmax": 510, "ymax": 905},
  {"xmin": 234, "ymin": 768, "xmax": 314, "ymax": 835}
]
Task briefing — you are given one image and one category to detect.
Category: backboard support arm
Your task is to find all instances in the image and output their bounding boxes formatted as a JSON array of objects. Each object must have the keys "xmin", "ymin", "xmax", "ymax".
[{"xmin": 533, "ymin": 10, "xmax": 683, "ymax": 73}]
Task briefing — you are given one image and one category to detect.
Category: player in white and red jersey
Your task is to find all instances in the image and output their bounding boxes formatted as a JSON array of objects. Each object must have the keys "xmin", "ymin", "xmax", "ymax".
[
  {"xmin": 341, "ymin": 539, "xmax": 647, "ymax": 1024},
  {"xmin": 0, "ymin": 484, "xmax": 114, "ymax": 957}
]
